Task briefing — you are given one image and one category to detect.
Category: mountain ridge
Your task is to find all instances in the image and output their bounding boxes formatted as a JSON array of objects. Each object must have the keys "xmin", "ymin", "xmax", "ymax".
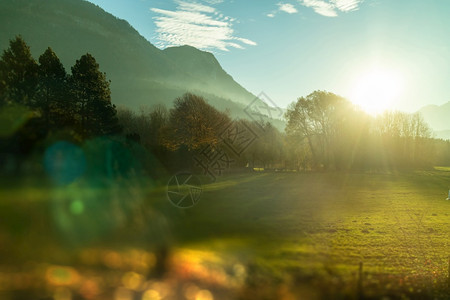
[
  {"xmin": 0, "ymin": 0, "xmax": 258, "ymax": 113},
  {"xmin": 418, "ymin": 101, "xmax": 450, "ymax": 138}
]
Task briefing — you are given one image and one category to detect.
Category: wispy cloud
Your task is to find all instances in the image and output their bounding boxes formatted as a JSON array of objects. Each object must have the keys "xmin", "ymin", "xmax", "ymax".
[
  {"xmin": 202, "ymin": 0, "xmax": 224, "ymax": 4},
  {"xmin": 301, "ymin": 0, "xmax": 337, "ymax": 17},
  {"xmin": 151, "ymin": 1, "xmax": 256, "ymax": 51},
  {"xmin": 177, "ymin": 1, "xmax": 215, "ymax": 13},
  {"xmin": 235, "ymin": 37, "xmax": 258, "ymax": 46},
  {"xmin": 278, "ymin": 3, "xmax": 298, "ymax": 14},
  {"xmin": 299, "ymin": 0, "xmax": 363, "ymax": 17},
  {"xmin": 267, "ymin": 2, "xmax": 298, "ymax": 18},
  {"xmin": 332, "ymin": 0, "xmax": 361, "ymax": 12}
]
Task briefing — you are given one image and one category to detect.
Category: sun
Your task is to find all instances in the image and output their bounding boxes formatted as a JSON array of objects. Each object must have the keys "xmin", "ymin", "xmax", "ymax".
[{"xmin": 349, "ymin": 68, "xmax": 404, "ymax": 115}]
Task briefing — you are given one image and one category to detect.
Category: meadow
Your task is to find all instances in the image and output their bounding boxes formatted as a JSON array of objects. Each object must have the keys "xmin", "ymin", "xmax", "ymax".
[{"xmin": 1, "ymin": 168, "xmax": 450, "ymax": 299}]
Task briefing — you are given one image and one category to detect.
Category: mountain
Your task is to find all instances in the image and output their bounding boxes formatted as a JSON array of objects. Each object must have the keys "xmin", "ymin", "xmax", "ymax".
[
  {"xmin": 163, "ymin": 45, "xmax": 257, "ymax": 106},
  {"xmin": 0, "ymin": 0, "xmax": 263, "ymax": 120},
  {"xmin": 418, "ymin": 102, "xmax": 450, "ymax": 139}
]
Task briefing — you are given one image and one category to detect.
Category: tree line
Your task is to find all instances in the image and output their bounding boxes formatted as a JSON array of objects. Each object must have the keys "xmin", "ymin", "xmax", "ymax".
[
  {"xmin": 117, "ymin": 94, "xmax": 282, "ymax": 174},
  {"xmin": 1, "ymin": 36, "xmax": 450, "ymax": 176},
  {"xmin": 284, "ymin": 91, "xmax": 442, "ymax": 170},
  {"xmin": 117, "ymin": 91, "xmax": 450, "ymax": 173}
]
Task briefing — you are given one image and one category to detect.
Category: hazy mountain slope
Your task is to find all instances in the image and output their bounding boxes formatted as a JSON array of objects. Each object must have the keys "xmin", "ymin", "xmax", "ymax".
[
  {"xmin": 433, "ymin": 130, "xmax": 450, "ymax": 141},
  {"xmin": 163, "ymin": 45, "xmax": 257, "ymax": 105},
  {"xmin": 0, "ymin": 0, "xmax": 257, "ymax": 111},
  {"xmin": 418, "ymin": 102, "xmax": 450, "ymax": 134}
]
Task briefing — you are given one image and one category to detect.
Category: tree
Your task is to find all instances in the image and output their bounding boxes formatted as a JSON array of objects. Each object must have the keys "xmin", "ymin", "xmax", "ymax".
[
  {"xmin": 285, "ymin": 91, "xmax": 355, "ymax": 169},
  {"xmin": 0, "ymin": 36, "xmax": 38, "ymax": 106},
  {"xmin": 117, "ymin": 105, "xmax": 169, "ymax": 151},
  {"xmin": 244, "ymin": 122, "xmax": 284, "ymax": 169},
  {"xmin": 165, "ymin": 93, "xmax": 230, "ymax": 150},
  {"xmin": 70, "ymin": 53, "xmax": 120, "ymax": 137},
  {"xmin": 147, "ymin": 105, "xmax": 169, "ymax": 149},
  {"xmin": 285, "ymin": 97, "xmax": 317, "ymax": 167},
  {"xmin": 373, "ymin": 111, "xmax": 433, "ymax": 167},
  {"xmin": 36, "ymin": 47, "xmax": 72, "ymax": 130}
]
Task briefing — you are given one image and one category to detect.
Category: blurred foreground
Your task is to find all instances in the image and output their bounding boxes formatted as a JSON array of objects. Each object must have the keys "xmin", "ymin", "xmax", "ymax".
[{"xmin": 1, "ymin": 169, "xmax": 450, "ymax": 299}]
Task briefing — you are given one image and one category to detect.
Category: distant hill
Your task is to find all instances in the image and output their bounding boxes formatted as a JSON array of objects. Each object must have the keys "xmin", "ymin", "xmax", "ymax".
[
  {"xmin": 418, "ymin": 102, "xmax": 450, "ymax": 139},
  {"xmin": 433, "ymin": 130, "xmax": 450, "ymax": 141},
  {"xmin": 0, "ymin": 0, "xmax": 278, "ymax": 126}
]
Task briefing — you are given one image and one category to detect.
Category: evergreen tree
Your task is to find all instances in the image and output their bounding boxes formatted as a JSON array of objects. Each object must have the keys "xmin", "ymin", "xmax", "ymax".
[
  {"xmin": 0, "ymin": 36, "xmax": 38, "ymax": 106},
  {"xmin": 37, "ymin": 47, "xmax": 72, "ymax": 130},
  {"xmin": 70, "ymin": 53, "xmax": 120, "ymax": 138}
]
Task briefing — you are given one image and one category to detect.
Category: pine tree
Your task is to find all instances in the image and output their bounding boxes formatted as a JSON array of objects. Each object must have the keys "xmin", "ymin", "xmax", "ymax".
[
  {"xmin": 0, "ymin": 36, "xmax": 38, "ymax": 106},
  {"xmin": 70, "ymin": 53, "xmax": 120, "ymax": 138},
  {"xmin": 37, "ymin": 47, "xmax": 72, "ymax": 131}
]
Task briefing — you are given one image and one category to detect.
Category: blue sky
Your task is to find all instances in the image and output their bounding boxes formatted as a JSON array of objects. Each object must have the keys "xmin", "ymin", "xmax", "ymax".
[{"xmin": 85, "ymin": 0, "xmax": 450, "ymax": 113}]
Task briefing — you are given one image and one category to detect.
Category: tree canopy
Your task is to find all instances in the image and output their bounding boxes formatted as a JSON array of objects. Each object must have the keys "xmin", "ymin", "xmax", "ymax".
[
  {"xmin": 0, "ymin": 36, "xmax": 38, "ymax": 106},
  {"xmin": 0, "ymin": 37, "xmax": 121, "ymax": 144}
]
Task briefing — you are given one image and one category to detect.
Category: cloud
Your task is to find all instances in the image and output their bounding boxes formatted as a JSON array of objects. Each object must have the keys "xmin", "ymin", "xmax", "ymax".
[
  {"xmin": 299, "ymin": 0, "xmax": 362, "ymax": 17},
  {"xmin": 267, "ymin": 2, "xmax": 298, "ymax": 18},
  {"xmin": 301, "ymin": 0, "xmax": 337, "ymax": 17},
  {"xmin": 151, "ymin": 1, "xmax": 256, "ymax": 51},
  {"xmin": 177, "ymin": 1, "xmax": 215, "ymax": 13},
  {"xmin": 332, "ymin": 0, "xmax": 361, "ymax": 12},
  {"xmin": 278, "ymin": 3, "xmax": 298, "ymax": 14},
  {"xmin": 236, "ymin": 37, "xmax": 258, "ymax": 46},
  {"xmin": 202, "ymin": 0, "xmax": 224, "ymax": 4}
]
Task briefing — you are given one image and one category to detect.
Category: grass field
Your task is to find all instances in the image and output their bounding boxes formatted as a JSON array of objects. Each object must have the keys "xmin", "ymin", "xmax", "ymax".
[{"xmin": 1, "ymin": 168, "xmax": 450, "ymax": 299}]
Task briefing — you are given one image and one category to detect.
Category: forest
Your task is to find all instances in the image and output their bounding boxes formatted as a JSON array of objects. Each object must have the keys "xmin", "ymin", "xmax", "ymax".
[{"xmin": 1, "ymin": 36, "xmax": 450, "ymax": 180}]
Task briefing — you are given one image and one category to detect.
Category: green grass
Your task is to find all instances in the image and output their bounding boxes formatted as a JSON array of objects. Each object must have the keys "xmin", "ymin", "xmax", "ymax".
[
  {"xmin": 1, "ymin": 169, "xmax": 450, "ymax": 298},
  {"xmin": 165, "ymin": 170, "xmax": 450, "ymax": 297}
]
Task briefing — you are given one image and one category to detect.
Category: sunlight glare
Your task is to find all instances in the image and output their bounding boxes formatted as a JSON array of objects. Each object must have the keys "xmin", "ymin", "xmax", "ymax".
[{"xmin": 350, "ymin": 68, "xmax": 404, "ymax": 115}]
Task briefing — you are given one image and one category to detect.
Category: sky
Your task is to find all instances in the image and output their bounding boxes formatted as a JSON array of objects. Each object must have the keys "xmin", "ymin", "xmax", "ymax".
[{"xmin": 85, "ymin": 0, "xmax": 450, "ymax": 113}]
